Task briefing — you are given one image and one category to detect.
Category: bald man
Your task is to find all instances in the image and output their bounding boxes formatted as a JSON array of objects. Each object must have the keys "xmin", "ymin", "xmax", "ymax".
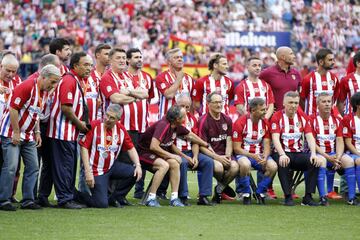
[{"xmin": 259, "ymin": 46, "xmax": 301, "ymax": 111}]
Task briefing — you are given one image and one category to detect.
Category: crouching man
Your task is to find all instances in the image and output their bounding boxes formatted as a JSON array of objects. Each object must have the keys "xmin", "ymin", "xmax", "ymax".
[{"xmin": 78, "ymin": 104, "xmax": 142, "ymax": 208}]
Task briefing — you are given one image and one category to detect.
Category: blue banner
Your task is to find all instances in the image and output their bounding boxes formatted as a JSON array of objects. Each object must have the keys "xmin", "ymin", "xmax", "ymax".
[{"xmin": 225, "ymin": 32, "xmax": 291, "ymax": 48}]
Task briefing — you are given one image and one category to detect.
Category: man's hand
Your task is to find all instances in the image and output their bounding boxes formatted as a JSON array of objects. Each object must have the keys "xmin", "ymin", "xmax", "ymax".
[
  {"xmin": 35, "ymin": 132, "xmax": 42, "ymax": 147},
  {"xmin": 184, "ymin": 155, "xmax": 195, "ymax": 166},
  {"xmin": 170, "ymin": 154, "xmax": 182, "ymax": 164},
  {"xmin": 78, "ymin": 121, "xmax": 90, "ymax": 133},
  {"xmin": 134, "ymin": 165, "xmax": 143, "ymax": 182},
  {"xmin": 175, "ymin": 71, "xmax": 184, "ymax": 81},
  {"xmin": 12, "ymin": 131, "xmax": 21, "ymax": 145},
  {"xmin": 120, "ymin": 88, "xmax": 130, "ymax": 95},
  {"xmin": 215, "ymin": 155, "xmax": 231, "ymax": 168},
  {"xmin": 279, "ymin": 154, "xmax": 290, "ymax": 167},
  {"xmin": 251, "ymin": 154, "xmax": 266, "ymax": 165},
  {"xmin": 310, "ymin": 155, "xmax": 321, "ymax": 167},
  {"xmin": 0, "ymin": 86, "xmax": 10, "ymax": 94},
  {"xmin": 85, "ymin": 171, "xmax": 95, "ymax": 188},
  {"xmin": 191, "ymin": 156, "xmax": 199, "ymax": 170}
]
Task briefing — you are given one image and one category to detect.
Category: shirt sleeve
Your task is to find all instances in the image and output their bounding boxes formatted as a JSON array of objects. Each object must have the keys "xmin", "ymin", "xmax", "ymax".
[
  {"xmin": 155, "ymin": 73, "xmax": 170, "ymax": 95},
  {"xmin": 152, "ymin": 120, "xmax": 170, "ymax": 142},
  {"xmin": 263, "ymin": 120, "xmax": 271, "ymax": 139},
  {"xmin": 192, "ymin": 77, "xmax": 204, "ymax": 102},
  {"xmin": 300, "ymin": 73, "xmax": 310, "ymax": 100},
  {"xmin": 266, "ymin": 82, "xmax": 275, "ymax": 104},
  {"xmin": 232, "ymin": 119, "xmax": 244, "ymax": 142},
  {"xmin": 59, "ymin": 76, "xmax": 77, "ymax": 105},
  {"xmin": 99, "ymin": 74, "xmax": 120, "ymax": 99},
  {"xmin": 338, "ymin": 76, "xmax": 349, "ymax": 102},
  {"xmin": 341, "ymin": 116, "xmax": 352, "ymax": 138},
  {"xmin": 79, "ymin": 121, "xmax": 99, "ymax": 149},
  {"xmin": 234, "ymin": 82, "xmax": 245, "ymax": 106},
  {"xmin": 227, "ymin": 78, "xmax": 234, "ymax": 101},
  {"xmin": 270, "ymin": 112, "xmax": 281, "ymax": 134},
  {"xmin": 9, "ymin": 81, "xmax": 33, "ymax": 110},
  {"xmin": 191, "ymin": 117, "xmax": 199, "ymax": 134},
  {"xmin": 333, "ymin": 74, "xmax": 340, "ymax": 102},
  {"xmin": 198, "ymin": 116, "xmax": 209, "ymax": 142},
  {"xmin": 336, "ymin": 119, "xmax": 343, "ymax": 137},
  {"xmin": 226, "ymin": 116, "xmax": 233, "ymax": 136}
]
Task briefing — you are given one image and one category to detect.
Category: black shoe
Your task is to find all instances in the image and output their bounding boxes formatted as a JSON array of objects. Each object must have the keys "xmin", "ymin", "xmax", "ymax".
[
  {"xmin": 157, "ymin": 192, "xmax": 168, "ymax": 200},
  {"xmin": 10, "ymin": 197, "xmax": 19, "ymax": 203},
  {"xmin": 21, "ymin": 202, "xmax": 42, "ymax": 210},
  {"xmin": 256, "ymin": 193, "xmax": 266, "ymax": 205},
  {"xmin": 59, "ymin": 201, "xmax": 83, "ymax": 209},
  {"xmin": 212, "ymin": 185, "xmax": 222, "ymax": 204},
  {"xmin": 0, "ymin": 203, "xmax": 16, "ymax": 211},
  {"xmin": 133, "ymin": 192, "xmax": 144, "ymax": 199},
  {"xmin": 36, "ymin": 199, "xmax": 54, "ymax": 208},
  {"xmin": 301, "ymin": 197, "xmax": 319, "ymax": 206},
  {"xmin": 117, "ymin": 197, "xmax": 134, "ymax": 206},
  {"xmin": 197, "ymin": 196, "xmax": 215, "ymax": 206},
  {"xmin": 180, "ymin": 197, "xmax": 191, "ymax": 206},
  {"xmin": 243, "ymin": 194, "xmax": 251, "ymax": 205},
  {"xmin": 347, "ymin": 198, "xmax": 360, "ymax": 206},
  {"xmin": 109, "ymin": 200, "xmax": 123, "ymax": 208},
  {"xmin": 319, "ymin": 196, "xmax": 329, "ymax": 206},
  {"xmin": 284, "ymin": 197, "xmax": 295, "ymax": 206}
]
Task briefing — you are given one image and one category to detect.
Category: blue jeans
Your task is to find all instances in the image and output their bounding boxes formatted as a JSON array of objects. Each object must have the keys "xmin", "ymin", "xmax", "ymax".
[
  {"xmin": 0, "ymin": 136, "xmax": 39, "ymax": 206},
  {"xmin": 179, "ymin": 151, "xmax": 214, "ymax": 197}
]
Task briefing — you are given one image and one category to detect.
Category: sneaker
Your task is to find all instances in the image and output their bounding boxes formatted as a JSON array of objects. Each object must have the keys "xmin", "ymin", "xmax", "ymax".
[
  {"xmin": 117, "ymin": 197, "xmax": 134, "ymax": 206},
  {"xmin": 284, "ymin": 196, "xmax": 295, "ymax": 206},
  {"xmin": 10, "ymin": 197, "xmax": 19, "ymax": 203},
  {"xmin": 197, "ymin": 196, "xmax": 215, "ymax": 206},
  {"xmin": 59, "ymin": 201, "xmax": 83, "ymax": 209},
  {"xmin": 21, "ymin": 202, "xmax": 42, "ymax": 210},
  {"xmin": 256, "ymin": 193, "xmax": 266, "ymax": 205},
  {"xmin": 133, "ymin": 192, "xmax": 144, "ymax": 199},
  {"xmin": 319, "ymin": 196, "xmax": 329, "ymax": 206},
  {"xmin": 292, "ymin": 193, "xmax": 299, "ymax": 199},
  {"xmin": 347, "ymin": 198, "xmax": 360, "ymax": 206},
  {"xmin": 36, "ymin": 199, "xmax": 54, "ymax": 208},
  {"xmin": 267, "ymin": 188, "xmax": 277, "ymax": 199},
  {"xmin": 145, "ymin": 199, "xmax": 161, "ymax": 207},
  {"xmin": 221, "ymin": 192, "xmax": 235, "ymax": 201},
  {"xmin": 170, "ymin": 198, "xmax": 185, "ymax": 207},
  {"xmin": 301, "ymin": 197, "xmax": 319, "ymax": 206},
  {"xmin": 243, "ymin": 194, "xmax": 251, "ymax": 205},
  {"xmin": 0, "ymin": 203, "xmax": 16, "ymax": 211},
  {"xmin": 236, "ymin": 193, "xmax": 244, "ymax": 201},
  {"xmin": 180, "ymin": 197, "xmax": 191, "ymax": 206},
  {"xmin": 327, "ymin": 191, "xmax": 342, "ymax": 200},
  {"xmin": 212, "ymin": 186, "xmax": 222, "ymax": 204},
  {"xmin": 157, "ymin": 192, "xmax": 168, "ymax": 200}
]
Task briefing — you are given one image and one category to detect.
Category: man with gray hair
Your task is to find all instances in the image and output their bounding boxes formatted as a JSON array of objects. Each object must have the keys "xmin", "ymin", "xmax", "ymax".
[
  {"xmin": 77, "ymin": 104, "xmax": 142, "ymax": 208},
  {"xmin": 155, "ymin": 48, "xmax": 194, "ymax": 119},
  {"xmin": 0, "ymin": 64, "xmax": 61, "ymax": 211}
]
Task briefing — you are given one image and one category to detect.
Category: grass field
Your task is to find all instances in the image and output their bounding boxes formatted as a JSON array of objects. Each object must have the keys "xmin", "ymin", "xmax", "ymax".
[{"xmin": 1, "ymin": 172, "xmax": 360, "ymax": 240}]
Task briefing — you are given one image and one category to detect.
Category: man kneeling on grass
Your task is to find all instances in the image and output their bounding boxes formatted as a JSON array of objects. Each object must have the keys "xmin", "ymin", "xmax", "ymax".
[
  {"xmin": 137, "ymin": 105, "xmax": 209, "ymax": 207},
  {"xmin": 78, "ymin": 104, "xmax": 142, "ymax": 208}
]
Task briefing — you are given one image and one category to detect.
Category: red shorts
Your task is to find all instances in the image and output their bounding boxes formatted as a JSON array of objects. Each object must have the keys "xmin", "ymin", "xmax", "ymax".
[{"xmin": 139, "ymin": 151, "xmax": 159, "ymax": 170}]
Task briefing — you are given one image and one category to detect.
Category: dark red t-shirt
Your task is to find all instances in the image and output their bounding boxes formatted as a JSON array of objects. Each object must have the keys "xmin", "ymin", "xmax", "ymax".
[
  {"xmin": 138, "ymin": 118, "xmax": 190, "ymax": 153},
  {"xmin": 198, "ymin": 112, "xmax": 232, "ymax": 155}
]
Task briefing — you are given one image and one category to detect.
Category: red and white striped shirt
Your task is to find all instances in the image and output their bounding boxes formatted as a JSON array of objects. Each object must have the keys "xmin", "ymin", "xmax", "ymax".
[
  {"xmin": 270, "ymin": 109, "xmax": 312, "ymax": 152},
  {"xmin": 60, "ymin": 64, "xmax": 69, "ymax": 76},
  {"xmin": 232, "ymin": 114, "xmax": 270, "ymax": 154},
  {"xmin": 234, "ymin": 78, "xmax": 274, "ymax": 112},
  {"xmin": 338, "ymin": 72, "xmax": 360, "ymax": 114},
  {"xmin": 310, "ymin": 114, "xmax": 342, "ymax": 153},
  {"xmin": 0, "ymin": 77, "xmax": 43, "ymax": 141},
  {"xmin": 0, "ymin": 77, "xmax": 21, "ymax": 123},
  {"xmin": 192, "ymin": 74, "xmax": 234, "ymax": 115},
  {"xmin": 84, "ymin": 69, "xmax": 101, "ymax": 122},
  {"xmin": 156, "ymin": 70, "xmax": 194, "ymax": 119},
  {"xmin": 175, "ymin": 112, "xmax": 198, "ymax": 152},
  {"xmin": 125, "ymin": 70, "xmax": 154, "ymax": 133},
  {"xmin": 47, "ymin": 70, "xmax": 84, "ymax": 141},
  {"xmin": 79, "ymin": 120, "xmax": 134, "ymax": 176},
  {"xmin": 300, "ymin": 71, "xmax": 340, "ymax": 115},
  {"xmin": 99, "ymin": 69, "xmax": 139, "ymax": 131},
  {"xmin": 342, "ymin": 113, "xmax": 360, "ymax": 152}
]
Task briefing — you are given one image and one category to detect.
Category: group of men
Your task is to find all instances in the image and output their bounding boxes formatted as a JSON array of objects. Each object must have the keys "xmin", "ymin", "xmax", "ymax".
[{"xmin": 1, "ymin": 37, "xmax": 360, "ymax": 211}]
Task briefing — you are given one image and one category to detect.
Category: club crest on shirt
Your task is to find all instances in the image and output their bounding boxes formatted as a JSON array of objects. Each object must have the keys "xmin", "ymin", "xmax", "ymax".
[
  {"xmin": 259, "ymin": 129, "xmax": 264, "ymax": 135},
  {"xmin": 186, "ymin": 121, "xmax": 192, "ymax": 129},
  {"xmin": 14, "ymin": 97, "xmax": 21, "ymax": 105},
  {"xmin": 261, "ymin": 86, "xmax": 266, "ymax": 92},
  {"xmin": 172, "ymin": 133, "xmax": 176, "ymax": 139},
  {"xmin": 296, "ymin": 122, "xmax": 300, "ymax": 127},
  {"xmin": 291, "ymin": 74, "xmax": 296, "ymax": 80},
  {"xmin": 107, "ymin": 86, "xmax": 112, "ymax": 92},
  {"xmin": 222, "ymin": 123, "xmax": 228, "ymax": 131},
  {"xmin": 272, "ymin": 123, "xmax": 277, "ymax": 130},
  {"xmin": 161, "ymin": 83, "xmax": 166, "ymax": 89},
  {"xmin": 331, "ymin": 124, "xmax": 336, "ymax": 130},
  {"xmin": 233, "ymin": 131, "xmax": 238, "ymax": 138},
  {"xmin": 67, "ymin": 92, "xmax": 73, "ymax": 100},
  {"xmin": 223, "ymin": 84, "xmax": 228, "ymax": 90},
  {"xmin": 192, "ymin": 89, "xmax": 197, "ymax": 96},
  {"xmin": 343, "ymin": 127, "xmax": 348, "ymax": 134},
  {"xmin": 150, "ymin": 154, "xmax": 156, "ymax": 159}
]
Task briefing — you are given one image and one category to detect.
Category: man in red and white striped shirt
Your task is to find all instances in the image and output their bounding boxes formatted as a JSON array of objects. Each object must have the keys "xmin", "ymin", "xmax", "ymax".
[
  {"xmin": 0, "ymin": 65, "xmax": 61, "ymax": 211},
  {"xmin": 300, "ymin": 48, "xmax": 340, "ymax": 115},
  {"xmin": 338, "ymin": 52, "xmax": 360, "ymax": 115},
  {"xmin": 193, "ymin": 54, "xmax": 234, "ymax": 116},
  {"xmin": 233, "ymin": 98, "xmax": 277, "ymax": 205},
  {"xmin": 271, "ymin": 91, "xmax": 321, "ymax": 206},
  {"xmin": 309, "ymin": 92, "xmax": 357, "ymax": 205},
  {"xmin": 235, "ymin": 57, "xmax": 275, "ymax": 120},
  {"xmin": 47, "ymin": 52, "xmax": 92, "ymax": 209},
  {"xmin": 156, "ymin": 48, "xmax": 194, "ymax": 119},
  {"xmin": 78, "ymin": 104, "xmax": 142, "ymax": 208},
  {"xmin": 49, "ymin": 38, "xmax": 72, "ymax": 76}
]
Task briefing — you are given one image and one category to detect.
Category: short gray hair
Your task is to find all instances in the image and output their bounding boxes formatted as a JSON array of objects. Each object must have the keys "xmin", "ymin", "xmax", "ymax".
[
  {"xmin": 40, "ymin": 64, "xmax": 61, "ymax": 78},
  {"xmin": 316, "ymin": 92, "xmax": 333, "ymax": 104},
  {"xmin": 283, "ymin": 91, "xmax": 299, "ymax": 100},
  {"xmin": 249, "ymin": 97, "xmax": 265, "ymax": 112},
  {"xmin": 206, "ymin": 91, "xmax": 223, "ymax": 103},
  {"xmin": 39, "ymin": 54, "xmax": 60, "ymax": 69},
  {"xmin": 1, "ymin": 54, "xmax": 19, "ymax": 67},
  {"xmin": 175, "ymin": 92, "xmax": 191, "ymax": 104},
  {"xmin": 166, "ymin": 105, "xmax": 184, "ymax": 123},
  {"xmin": 107, "ymin": 103, "xmax": 123, "ymax": 119},
  {"xmin": 165, "ymin": 48, "xmax": 181, "ymax": 60}
]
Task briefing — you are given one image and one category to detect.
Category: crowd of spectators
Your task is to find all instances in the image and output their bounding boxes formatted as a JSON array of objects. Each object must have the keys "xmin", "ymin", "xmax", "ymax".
[{"xmin": 0, "ymin": 0, "xmax": 359, "ymax": 80}]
